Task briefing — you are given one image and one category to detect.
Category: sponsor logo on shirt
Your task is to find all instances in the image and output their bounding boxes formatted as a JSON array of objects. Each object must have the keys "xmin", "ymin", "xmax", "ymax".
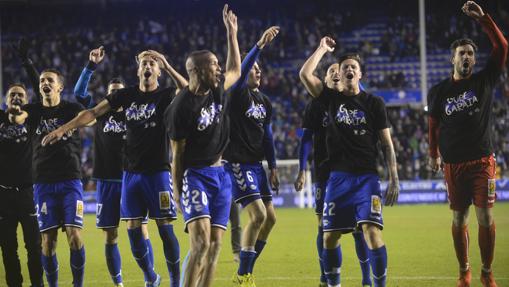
[
  {"xmin": 445, "ymin": 90, "xmax": 478, "ymax": 116},
  {"xmin": 197, "ymin": 103, "xmax": 223, "ymax": 131},
  {"xmin": 103, "ymin": 116, "xmax": 126, "ymax": 134},
  {"xmin": 36, "ymin": 118, "xmax": 75, "ymax": 139},
  {"xmin": 335, "ymin": 104, "xmax": 367, "ymax": 126},
  {"xmin": 0, "ymin": 122, "xmax": 28, "ymax": 142},
  {"xmin": 125, "ymin": 102, "xmax": 156, "ymax": 121},
  {"xmin": 245, "ymin": 101, "xmax": 266, "ymax": 126}
]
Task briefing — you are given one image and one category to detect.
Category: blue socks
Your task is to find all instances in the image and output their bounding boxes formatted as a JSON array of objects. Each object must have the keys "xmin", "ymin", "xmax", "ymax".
[
  {"xmin": 146, "ymin": 238, "xmax": 154, "ymax": 266},
  {"xmin": 158, "ymin": 225, "xmax": 180, "ymax": 287},
  {"xmin": 70, "ymin": 247, "xmax": 85, "ymax": 287},
  {"xmin": 238, "ymin": 250, "xmax": 257, "ymax": 275},
  {"xmin": 353, "ymin": 231, "xmax": 372, "ymax": 286},
  {"xmin": 369, "ymin": 245, "xmax": 388, "ymax": 287},
  {"xmin": 317, "ymin": 226, "xmax": 325, "ymax": 283},
  {"xmin": 105, "ymin": 243, "xmax": 122, "ymax": 284},
  {"xmin": 323, "ymin": 246, "xmax": 342, "ymax": 287},
  {"xmin": 254, "ymin": 240, "xmax": 266, "ymax": 260},
  {"xmin": 128, "ymin": 227, "xmax": 157, "ymax": 282},
  {"xmin": 41, "ymin": 254, "xmax": 58, "ymax": 287}
]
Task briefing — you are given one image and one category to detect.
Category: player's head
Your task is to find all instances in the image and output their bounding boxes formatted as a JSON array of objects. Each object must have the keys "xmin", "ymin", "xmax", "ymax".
[
  {"xmin": 5, "ymin": 83, "xmax": 28, "ymax": 109},
  {"xmin": 39, "ymin": 69, "xmax": 64, "ymax": 100},
  {"xmin": 450, "ymin": 38, "xmax": 477, "ymax": 78},
  {"xmin": 136, "ymin": 51, "xmax": 162, "ymax": 87},
  {"xmin": 247, "ymin": 61, "xmax": 262, "ymax": 90},
  {"xmin": 107, "ymin": 78, "xmax": 125, "ymax": 95},
  {"xmin": 324, "ymin": 63, "xmax": 341, "ymax": 91},
  {"xmin": 186, "ymin": 50, "xmax": 222, "ymax": 89},
  {"xmin": 338, "ymin": 53, "xmax": 363, "ymax": 90}
]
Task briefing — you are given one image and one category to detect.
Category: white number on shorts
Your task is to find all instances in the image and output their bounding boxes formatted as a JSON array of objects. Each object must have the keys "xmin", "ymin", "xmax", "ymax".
[
  {"xmin": 202, "ymin": 192, "xmax": 208, "ymax": 205},
  {"xmin": 246, "ymin": 171, "xmax": 254, "ymax": 183},
  {"xmin": 323, "ymin": 202, "xmax": 335, "ymax": 216},
  {"xmin": 191, "ymin": 190, "xmax": 201, "ymax": 204},
  {"xmin": 40, "ymin": 202, "xmax": 48, "ymax": 215}
]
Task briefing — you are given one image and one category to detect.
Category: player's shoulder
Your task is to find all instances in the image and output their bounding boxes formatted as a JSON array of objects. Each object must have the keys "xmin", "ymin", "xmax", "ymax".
[{"xmin": 361, "ymin": 91, "xmax": 385, "ymax": 106}]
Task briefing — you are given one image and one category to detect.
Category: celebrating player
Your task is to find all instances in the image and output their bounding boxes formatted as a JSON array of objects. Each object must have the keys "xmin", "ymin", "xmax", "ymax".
[
  {"xmin": 300, "ymin": 36, "xmax": 400, "ymax": 287},
  {"xmin": 427, "ymin": 2, "xmax": 508, "ymax": 287},
  {"xmin": 165, "ymin": 4, "xmax": 241, "ymax": 287},
  {"xmin": 42, "ymin": 49, "xmax": 188, "ymax": 287},
  {"xmin": 296, "ymin": 62, "xmax": 372, "ymax": 287},
  {"xmin": 223, "ymin": 26, "xmax": 280, "ymax": 285},
  {"xmin": 72, "ymin": 47, "xmax": 155, "ymax": 286},
  {"xmin": 1, "ymin": 84, "xmax": 43, "ymax": 287}
]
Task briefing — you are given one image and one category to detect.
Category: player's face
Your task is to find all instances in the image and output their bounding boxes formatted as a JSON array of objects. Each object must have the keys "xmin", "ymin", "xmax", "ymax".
[
  {"xmin": 339, "ymin": 59, "xmax": 362, "ymax": 89},
  {"xmin": 199, "ymin": 54, "xmax": 222, "ymax": 89},
  {"xmin": 107, "ymin": 83, "xmax": 125, "ymax": 95},
  {"xmin": 452, "ymin": 44, "xmax": 476, "ymax": 78},
  {"xmin": 247, "ymin": 62, "xmax": 261, "ymax": 89},
  {"xmin": 6, "ymin": 86, "xmax": 28, "ymax": 109},
  {"xmin": 137, "ymin": 55, "xmax": 161, "ymax": 86},
  {"xmin": 39, "ymin": 72, "xmax": 63, "ymax": 100},
  {"xmin": 324, "ymin": 63, "xmax": 341, "ymax": 91}
]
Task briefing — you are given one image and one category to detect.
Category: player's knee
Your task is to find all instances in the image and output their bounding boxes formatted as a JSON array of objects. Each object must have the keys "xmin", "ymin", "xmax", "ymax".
[
  {"xmin": 476, "ymin": 209, "xmax": 493, "ymax": 227},
  {"xmin": 453, "ymin": 210, "xmax": 469, "ymax": 226},
  {"xmin": 104, "ymin": 228, "xmax": 118, "ymax": 244},
  {"xmin": 207, "ymin": 239, "xmax": 222, "ymax": 261},
  {"xmin": 67, "ymin": 230, "xmax": 83, "ymax": 250},
  {"xmin": 265, "ymin": 209, "xmax": 276, "ymax": 228},
  {"xmin": 323, "ymin": 232, "xmax": 341, "ymax": 248},
  {"xmin": 126, "ymin": 219, "xmax": 142, "ymax": 229},
  {"xmin": 252, "ymin": 209, "xmax": 267, "ymax": 228},
  {"xmin": 362, "ymin": 224, "xmax": 384, "ymax": 249},
  {"xmin": 41, "ymin": 233, "xmax": 57, "ymax": 255},
  {"xmin": 191, "ymin": 239, "xmax": 210, "ymax": 259}
]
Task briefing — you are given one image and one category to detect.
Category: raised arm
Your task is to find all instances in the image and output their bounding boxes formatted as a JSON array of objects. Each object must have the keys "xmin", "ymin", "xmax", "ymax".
[
  {"xmin": 74, "ymin": 46, "xmax": 105, "ymax": 108},
  {"xmin": 41, "ymin": 99, "xmax": 112, "ymax": 146},
  {"xmin": 222, "ymin": 4, "xmax": 241, "ymax": 90},
  {"xmin": 299, "ymin": 37, "xmax": 335, "ymax": 98},
  {"xmin": 231, "ymin": 26, "xmax": 280, "ymax": 91},
  {"xmin": 463, "ymin": 1, "xmax": 508, "ymax": 69},
  {"xmin": 12, "ymin": 38, "xmax": 41, "ymax": 101},
  {"xmin": 378, "ymin": 128, "xmax": 400, "ymax": 206},
  {"xmin": 145, "ymin": 50, "xmax": 188, "ymax": 94},
  {"xmin": 294, "ymin": 128, "xmax": 313, "ymax": 192}
]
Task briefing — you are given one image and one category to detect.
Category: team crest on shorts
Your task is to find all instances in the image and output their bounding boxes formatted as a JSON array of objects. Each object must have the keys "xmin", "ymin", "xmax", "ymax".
[
  {"xmin": 76, "ymin": 200, "xmax": 84, "ymax": 218},
  {"xmin": 488, "ymin": 179, "xmax": 496, "ymax": 197},
  {"xmin": 371, "ymin": 195, "xmax": 382, "ymax": 215},
  {"xmin": 159, "ymin": 191, "xmax": 171, "ymax": 210}
]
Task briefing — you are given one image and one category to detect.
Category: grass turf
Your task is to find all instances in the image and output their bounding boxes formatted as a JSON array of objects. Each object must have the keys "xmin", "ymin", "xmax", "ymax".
[{"xmin": 1, "ymin": 202, "xmax": 508, "ymax": 286}]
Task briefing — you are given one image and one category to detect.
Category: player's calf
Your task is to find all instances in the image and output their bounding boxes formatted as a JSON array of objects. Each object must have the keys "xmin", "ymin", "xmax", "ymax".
[{"xmin": 362, "ymin": 224, "xmax": 387, "ymax": 287}]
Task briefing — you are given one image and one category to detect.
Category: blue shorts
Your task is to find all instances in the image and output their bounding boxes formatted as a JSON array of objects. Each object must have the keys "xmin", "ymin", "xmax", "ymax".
[
  {"xmin": 323, "ymin": 171, "xmax": 384, "ymax": 232},
  {"xmin": 120, "ymin": 171, "xmax": 177, "ymax": 221},
  {"xmin": 34, "ymin": 179, "xmax": 84, "ymax": 232},
  {"xmin": 96, "ymin": 180, "xmax": 148, "ymax": 228},
  {"xmin": 181, "ymin": 166, "xmax": 232, "ymax": 230},
  {"xmin": 314, "ymin": 181, "xmax": 327, "ymax": 215},
  {"xmin": 225, "ymin": 162, "xmax": 272, "ymax": 207}
]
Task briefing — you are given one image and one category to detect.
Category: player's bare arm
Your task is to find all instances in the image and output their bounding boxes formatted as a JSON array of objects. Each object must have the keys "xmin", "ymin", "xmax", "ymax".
[
  {"xmin": 299, "ymin": 36, "xmax": 335, "ymax": 98},
  {"xmin": 223, "ymin": 4, "xmax": 241, "ymax": 90},
  {"xmin": 257, "ymin": 26, "xmax": 280, "ymax": 49},
  {"xmin": 89, "ymin": 46, "xmax": 105, "ymax": 64},
  {"xmin": 378, "ymin": 128, "xmax": 400, "ymax": 206},
  {"xmin": 41, "ymin": 99, "xmax": 112, "ymax": 146},
  {"xmin": 294, "ymin": 170, "xmax": 306, "ymax": 192},
  {"xmin": 170, "ymin": 139, "xmax": 186, "ymax": 212},
  {"xmin": 145, "ymin": 50, "xmax": 188, "ymax": 93}
]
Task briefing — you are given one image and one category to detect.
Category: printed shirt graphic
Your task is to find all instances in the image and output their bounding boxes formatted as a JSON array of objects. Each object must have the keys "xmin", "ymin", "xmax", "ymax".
[
  {"xmin": 317, "ymin": 88, "xmax": 388, "ymax": 173},
  {"xmin": 224, "ymin": 87, "xmax": 273, "ymax": 164},
  {"xmin": 93, "ymin": 110, "xmax": 127, "ymax": 180},
  {"xmin": 427, "ymin": 59, "xmax": 501, "ymax": 164},
  {"xmin": 166, "ymin": 81, "xmax": 229, "ymax": 169},
  {"xmin": 106, "ymin": 86, "xmax": 175, "ymax": 173},
  {"xmin": 22, "ymin": 101, "xmax": 84, "ymax": 183},
  {"xmin": 302, "ymin": 98, "xmax": 329, "ymax": 170},
  {"xmin": 0, "ymin": 110, "xmax": 32, "ymax": 186}
]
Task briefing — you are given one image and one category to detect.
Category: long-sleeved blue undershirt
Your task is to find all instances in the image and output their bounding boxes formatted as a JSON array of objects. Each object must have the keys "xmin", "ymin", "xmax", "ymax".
[
  {"xmin": 263, "ymin": 123, "xmax": 277, "ymax": 170},
  {"xmin": 298, "ymin": 129, "xmax": 313, "ymax": 171},
  {"xmin": 230, "ymin": 44, "xmax": 262, "ymax": 92},
  {"xmin": 73, "ymin": 61, "xmax": 97, "ymax": 108}
]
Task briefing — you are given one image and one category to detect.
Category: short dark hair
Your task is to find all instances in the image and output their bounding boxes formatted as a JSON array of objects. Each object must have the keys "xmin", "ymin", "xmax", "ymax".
[
  {"xmin": 108, "ymin": 77, "xmax": 125, "ymax": 86},
  {"xmin": 4, "ymin": 83, "xmax": 27, "ymax": 97},
  {"xmin": 187, "ymin": 50, "xmax": 214, "ymax": 68},
  {"xmin": 41, "ymin": 68, "xmax": 65, "ymax": 86},
  {"xmin": 450, "ymin": 38, "xmax": 478, "ymax": 55},
  {"xmin": 337, "ymin": 53, "xmax": 363, "ymax": 72}
]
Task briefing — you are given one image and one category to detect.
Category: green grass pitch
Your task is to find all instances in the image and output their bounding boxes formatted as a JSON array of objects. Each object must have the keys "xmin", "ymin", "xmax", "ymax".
[{"xmin": 2, "ymin": 203, "xmax": 508, "ymax": 286}]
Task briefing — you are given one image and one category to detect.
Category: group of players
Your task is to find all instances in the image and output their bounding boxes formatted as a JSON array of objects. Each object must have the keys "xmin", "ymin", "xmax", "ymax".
[{"xmin": 0, "ymin": 1, "xmax": 507, "ymax": 287}]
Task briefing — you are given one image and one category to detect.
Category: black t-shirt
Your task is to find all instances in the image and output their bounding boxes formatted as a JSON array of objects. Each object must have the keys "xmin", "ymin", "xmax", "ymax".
[
  {"xmin": 427, "ymin": 60, "xmax": 502, "ymax": 164},
  {"xmin": 223, "ymin": 87, "xmax": 272, "ymax": 163},
  {"xmin": 106, "ymin": 86, "xmax": 175, "ymax": 173},
  {"xmin": 0, "ymin": 110, "xmax": 32, "ymax": 187},
  {"xmin": 166, "ymin": 83, "xmax": 229, "ymax": 169},
  {"xmin": 318, "ymin": 88, "xmax": 389, "ymax": 173},
  {"xmin": 302, "ymin": 97, "xmax": 330, "ymax": 180},
  {"xmin": 92, "ymin": 110, "xmax": 126, "ymax": 180},
  {"xmin": 23, "ymin": 101, "xmax": 84, "ymax": 183}
]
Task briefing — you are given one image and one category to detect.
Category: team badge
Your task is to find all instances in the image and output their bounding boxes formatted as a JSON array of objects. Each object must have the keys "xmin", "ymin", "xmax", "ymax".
[
  {"xmin": 159, "ymin": 191, "xmax": 171, "ymax": 210},
  {"xmin": 76, "ymin": 200, "xmax": 84, "ymax": 218},
  {"xmin": 488, "ymin": 179, "xmax": 496, "ymax": 197},
  {"xmin": 371, "ymin": 195, "xmax": 382, "ymax": 215}
]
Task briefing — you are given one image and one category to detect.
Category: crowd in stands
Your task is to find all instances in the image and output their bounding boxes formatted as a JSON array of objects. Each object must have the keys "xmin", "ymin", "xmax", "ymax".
[{"xmin": 1, "ymin": 0, "xmax": 508, "ymax": 185}]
